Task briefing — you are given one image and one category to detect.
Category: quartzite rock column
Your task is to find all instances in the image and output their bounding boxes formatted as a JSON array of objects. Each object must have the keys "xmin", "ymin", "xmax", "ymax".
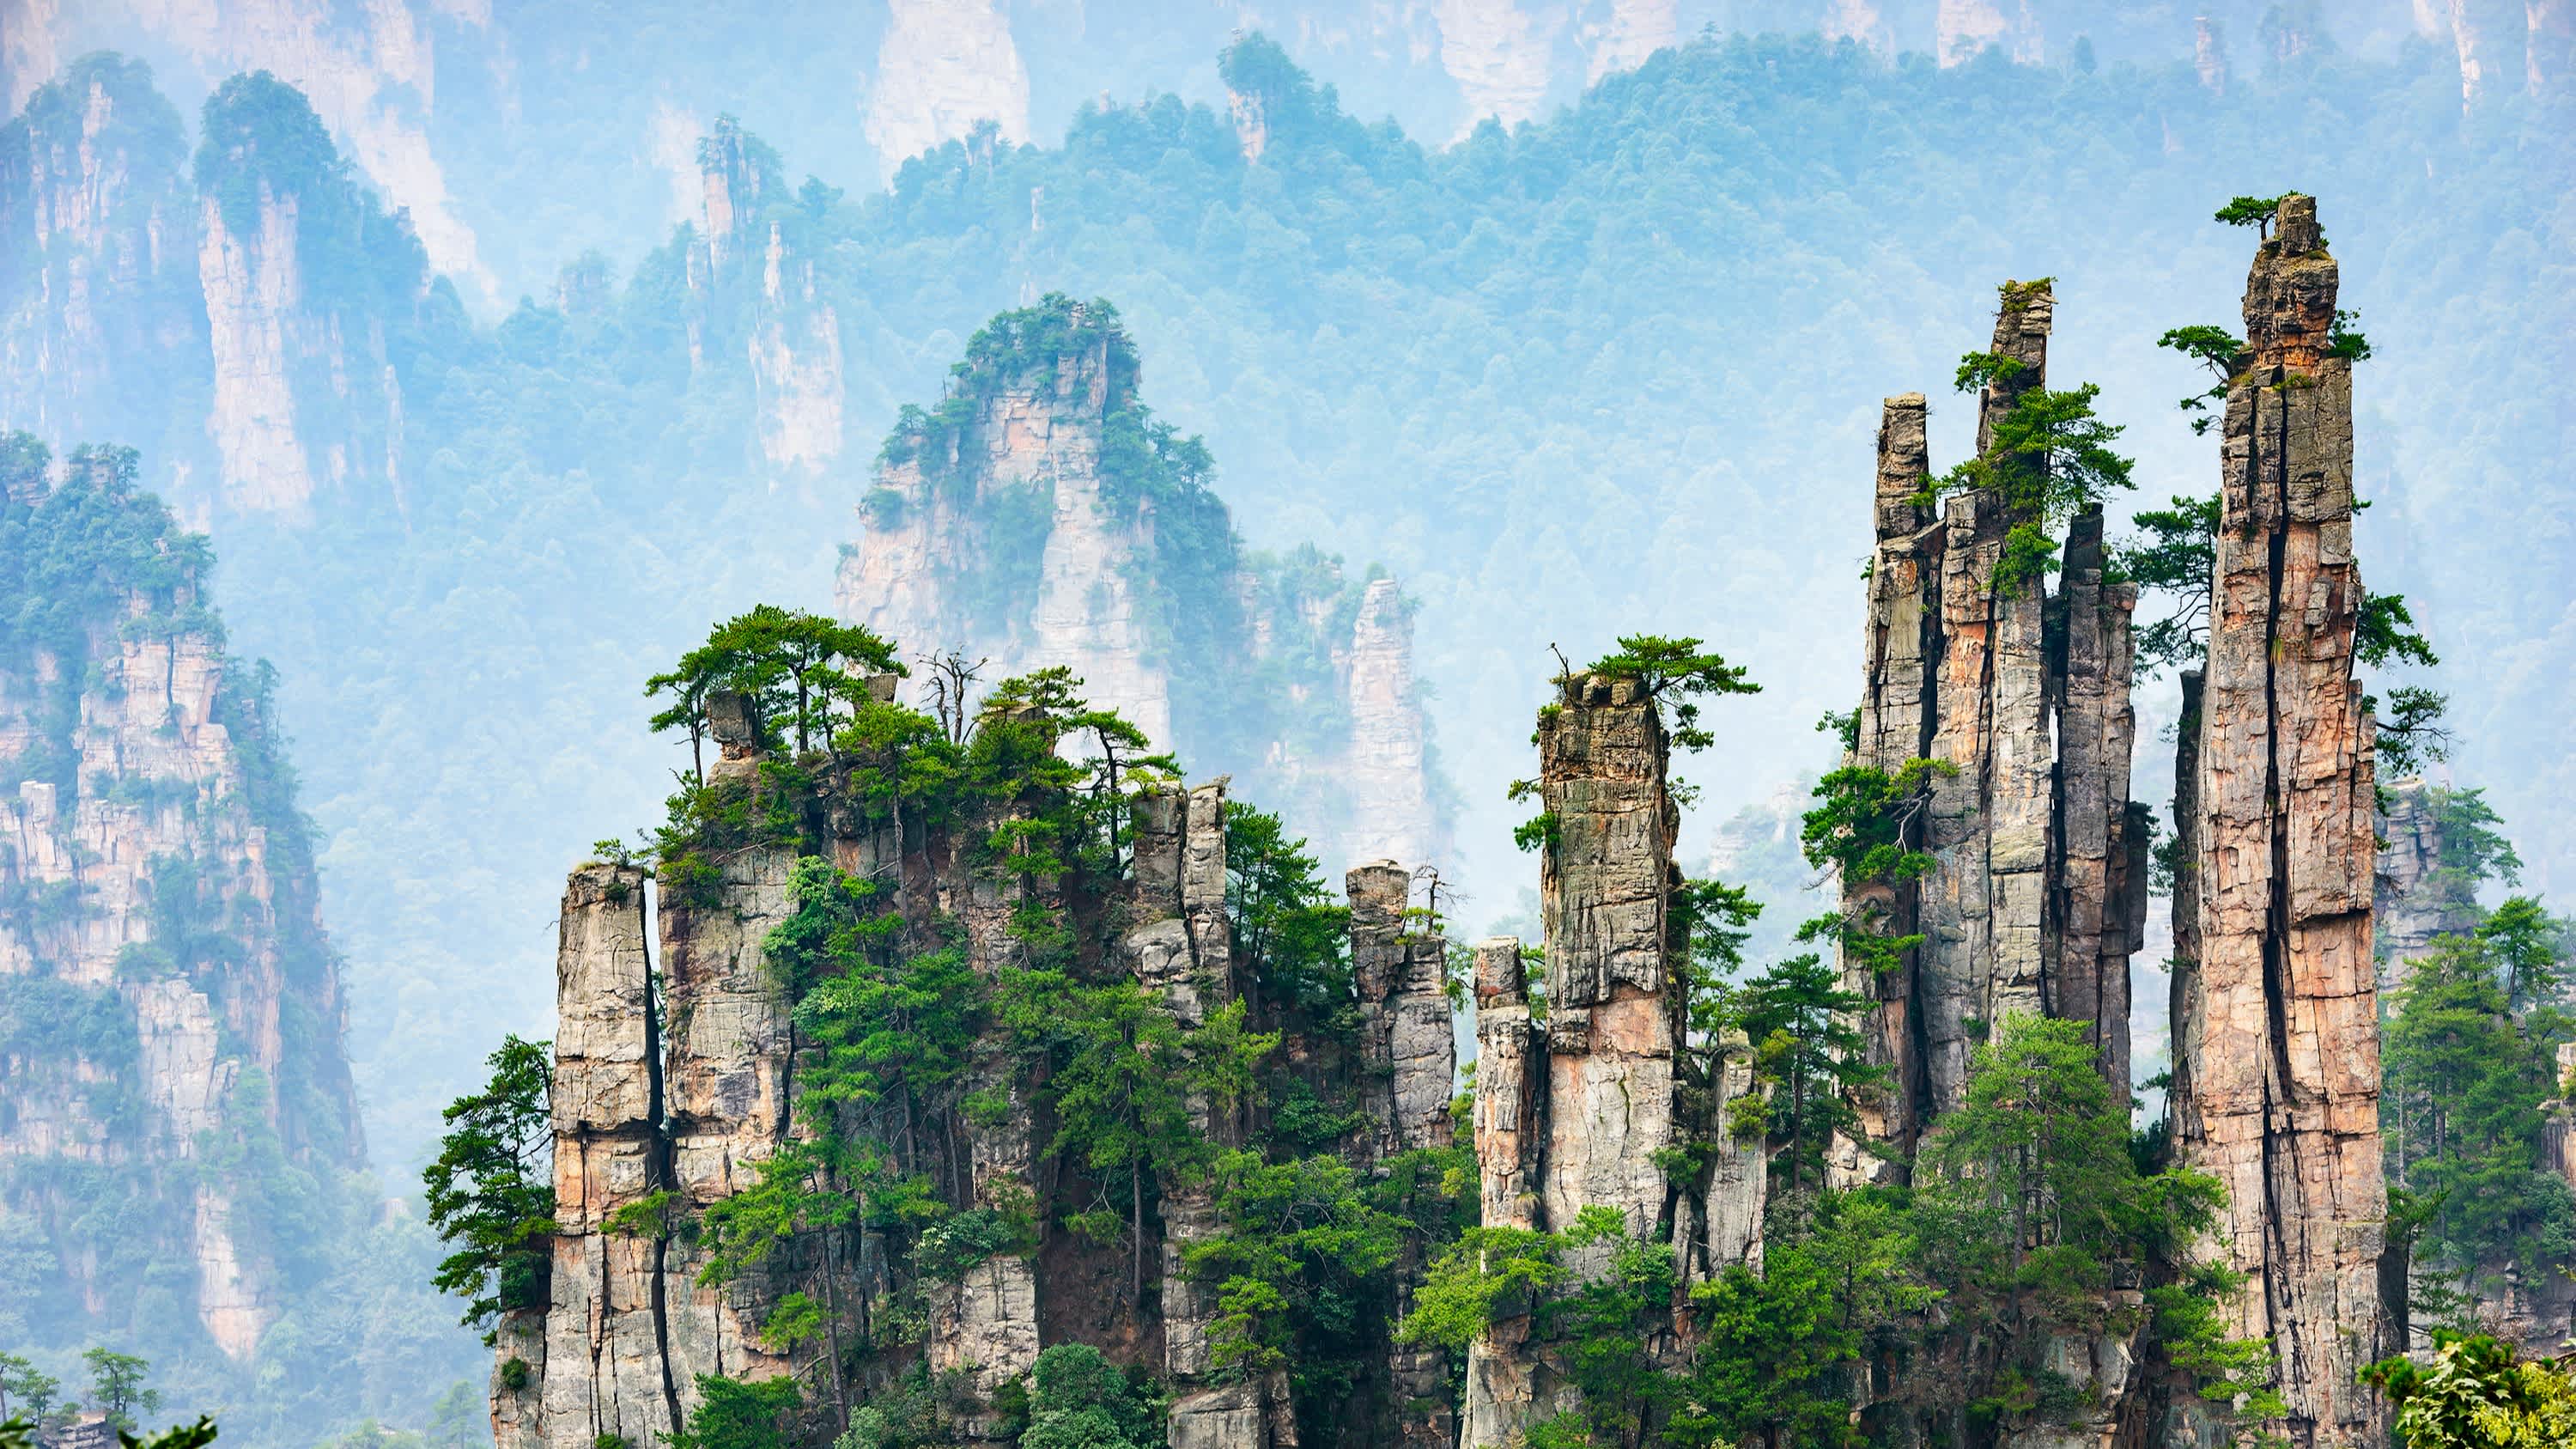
[
  {"xmin": 1917, "ymin": 283, "xmax": 2059, "ymax": 1120},
  {"xmin": 1131, "ymin": 782, "xmax": 1297, "ymax": 1449},
  {"xmin": 2174, "ymin": 194, "xmax": 2391, "ymax": 1449},
  {"xmin": 521, "ymin": 863, "xmax": 681, "ymax": 1447},
  {"xmin": 1832, "ymin": 392, "xmax": 1941, "ymax": 1185},
  {"xmin": 1464, "ymin": 935, "xmax": 1548, "ymax": 1448},
  {"xmin": 1348, "ymin": 860, "xmax": 1460, "ymax": 1449},
  {"xmin": 1535, "ymin": 672, "xmax": 1686, "ymax": 1245},
  {"xmin": 1461, "ymin": 671, "xmax": 1765, "ymax": 1448},
  {"xmin": 2046, "ymin": 508, "xmax": 2143, "ymax": 1089}
]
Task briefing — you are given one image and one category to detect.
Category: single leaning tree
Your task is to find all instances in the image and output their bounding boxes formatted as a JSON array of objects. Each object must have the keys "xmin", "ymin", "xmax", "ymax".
[{"xmin": 425, "ymin": 1033, "xmax": 558, "ymax": 1337}]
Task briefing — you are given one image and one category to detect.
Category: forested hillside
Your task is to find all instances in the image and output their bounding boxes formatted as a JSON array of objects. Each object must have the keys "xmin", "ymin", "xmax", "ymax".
[{"xmin": 2, "ymin": 21, "xmax": 2568, "ymax": 1193}]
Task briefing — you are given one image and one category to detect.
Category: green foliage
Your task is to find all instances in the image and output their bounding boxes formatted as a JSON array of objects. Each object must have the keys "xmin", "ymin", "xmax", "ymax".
[
  {"xmin": 1018, "ymin": 1343, "xmax": 1167, "ymax": 1449},
  {"xmin": 2375, "ymin": 685, "xmax": 2454, "ymax": 779},
  {"xmin": 1800, "ymin": 758, "xmax": 1946, "ymax": 888},
  {"xmin": 1735, "ymin": 953, "xmax": 1877, "ymax": 1195},
  {"xmin": 2214, "ymin": 192, "xmax": 2297, "ymax": 232},
  {"xmin": 191, "ymin": 72, "xmax": 428, "ymax": 318},
  {"xmin": 1579, "ymin": 634, "xmax": 1759, "ymax": 752},
  {"xmin": 2366, "ymin": 1332, "xmax": 2576, "ymax": 1448},
  {"xmin": 1224, "ymin": 803, "xmax": 1354, "ymax": 1026},
  {"xmin": 1188, "ymin": 1149, "xmax": 1413, "ymax": 1379},
  {"xmin": 82, "ymin": 1347, "xmax": 158, "ymax": 1431},
  {"xmin": 2477, "ymin": 895, "xmax": 2573, "ymax": 1014},
  {"xmin": 1934, "ymin": 383, "xmax": 2135, "ymax": 535},
  {"xmin": 0, "ymin": 1355, "xmax": 57, "ymax": 1423},
  {"xmin": 1403, "ymin": 1224, "xmax": 1570, "ymax": 1352},
  {"xmin": 2429, "ymin": 788, "xmax": 2524, "ymax": 892},
  {"xmin": 2155, "ymin": 326, "xmax": 2245, "ymax": 435},
  {"xmin": 647, "ymin": 604, "xmax": 902, "ymax": 769},
  {"xmin": 1670, "ymin": 1192, "xmax": 1932, "ymax": 1448},
  {"xmin": 2329, "ymin": 307, "xmax": 2373, "ymax": 362},
  {"xmin": 2383, "ymin": 934, "xmax": 2576, "ymax": 1280},
  {"xmin": 422, "ymin": 1035, "xmax": 556, "ymax": 1336},
  {"xmin": 665, "ymin": 1373, "xmax": 802, "ymax": 1449},
  {"xmin": 2115, "ymin": 492, "xmax": 2221, "ymax": 673},
  {"xmin": 0, "ymin": 1416, "xmax": 220, "ymax": 1449},
  {"xmin": 2358, "ymin": 591, "xmax": 2439, "ymax": 670}
]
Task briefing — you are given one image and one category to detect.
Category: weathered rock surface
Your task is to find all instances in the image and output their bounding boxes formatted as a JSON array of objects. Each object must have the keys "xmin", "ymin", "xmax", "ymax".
[
  {"xmin": 1832, "ymin": 283, "xmax": 2144, "ymax": 1196},
  {"xmin": 1348, "ymin": 858, "xmax": 1458, "ymax": 1449},
  {"xmin": 2372, "ymin": 779, "xmax": 2485, "ymax": 985},
  {"xmin": 507, "ymin": 852, "xmax": 799, "ymax": 1448},
  {"xmin": 2045, "ymin": 508, "xmax": 2143, "ymax": 1092},
  {"xmin": 2171, "ymin": 194, "xmax": 2391, "ymax": 1449},
  {"xmin": 1131, "ymin": 782, "xmax": 1299, "ymax": 1449},
  {"xmin": 0, "ymin": 495, "xmax": 360, "ymax": 1364},
  {"xmin": 1461, "ymin": 670, "xmax": 1764, "ymax": 1448}
]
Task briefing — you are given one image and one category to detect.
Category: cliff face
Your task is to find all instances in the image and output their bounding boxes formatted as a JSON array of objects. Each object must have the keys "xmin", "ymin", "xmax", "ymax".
[
  {"xmin": 1831, "ymin": 283, "xmax": 2145, "ymax": 1192},
  {"xmin": 0, "ymin": 55, "xmax": 200, "ymax": 454},
  {"xmin": 0, "ymin": 441, "xmax": 362, "ymax": 1365},
  {"xmin": 192, "ymin": 71, "xmax": 422, "ymax": 519},
  {"xmin": 1461, "ymin": 671, "xmax": 1765, "ymax": 1448},
  {"xmin": 0, "ymin": 64, "xmax": 428, "ymax": 524},
  {"xmin": 835, "ymin": 298, "xmax": 1445, "ymax": 877},
  {"xmin": 2170, "ymin": 195, "xmax": 2391, "ymax": 1449},
  {"xmin": 688, "ymin": 117, "xmax": 848, "ymax": 475},
  {"xmin": 500, "ymin": 667, "xmax": 1458, "ymax": 1448}
]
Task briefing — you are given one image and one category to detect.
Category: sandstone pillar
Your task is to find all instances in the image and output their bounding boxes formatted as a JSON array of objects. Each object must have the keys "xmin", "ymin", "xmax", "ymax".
[
  {"xmin": 1133, "ymin": 782, "xmax": 1297, "ymax": 1449},
  {"xmin": 2175, "ymin": 194, "xmax": 2391, "ymax": 1449},
  {"xmin": 2046, "ymin": 508, "xmax": 2142, "ymax": 1089},
  {"xmin": 1461, "ymin": 672, "xmax": 1765, "ymax": 1447},
  {"xmin": 1833, "ymin": 393, "xmax": 1940, "ymax": 1185}
]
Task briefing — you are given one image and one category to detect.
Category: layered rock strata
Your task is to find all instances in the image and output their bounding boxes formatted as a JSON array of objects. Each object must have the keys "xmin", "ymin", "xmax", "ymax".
[
  {"xmin": 2170, "ymin": 194, "xmax": 2391, "ymax": 1449},
  {"xmin": 1830, "ymin": 283, "xmax": 2145, "ymax": 1190},
  {"xmin": 1460, "ymin": 670, "xmax": 1765, "ymax": 1448},
  {"xmin": 501, "ymin": 854, "xmax": 799, "ymax": 1447}
]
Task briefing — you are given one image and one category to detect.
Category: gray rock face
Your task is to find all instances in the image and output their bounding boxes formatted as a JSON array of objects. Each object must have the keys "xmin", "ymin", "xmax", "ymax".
[
  {"xmin": 2045, "ymin": 510, "xmax": 2143, "ymax": 1092},
  {"xmin": 519, "ymin": 855, "xmax": 797, "ymax": 1449},
  {"xmin": 832, "ymin": 308, "xmax": 1440, "ymax": 879},
  {"xmin": 2172, "ymin": 195, "xmax": 2391, "ymax": 1449},
  {"xmin": 1832, "ymin": 283, "xmax": 2145, "ymax": 1195},
  {"xmin": 2373, "ymin": 779, "xmax": 2484, "ymax": 988},
  {"xmin": 0, "ymin": 588, "xmax": 362, "ymax": 1361},
  {"xmin": 1461, "ymin": 672, "xmax": 1765, "ymax": 1448},
  {"xmin": 1348, "ymin": 859, "xmax": 1458, "ymax": 1449},
  {"xmin": 1132, "ymin": 782, "xmax": 1298, "ymax": 1449}
]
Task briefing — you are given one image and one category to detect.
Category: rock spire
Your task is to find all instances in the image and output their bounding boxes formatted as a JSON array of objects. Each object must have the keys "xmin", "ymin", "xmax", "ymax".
[{"xmin": 2169, "ymin": 193, "xmax": 2392, "ymax": 1449}]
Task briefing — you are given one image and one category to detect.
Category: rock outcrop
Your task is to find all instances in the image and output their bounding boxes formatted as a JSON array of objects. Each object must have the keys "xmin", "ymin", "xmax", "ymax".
[
  {"xmin": 1348, "ymin": 859, "xmax": 1458, "ymax": 1449},
  {"xmin": 193, "ymin": 71, "xmax": 420, "ymax": 518},
  {"xmin": 690, "ymin": 117, "xmax": 848, "ymax": 473},
  {"xmin": 501, "ymin": 844, "xmax": 854, "ymax": 1443},
  {"xmin": 1461, "ymin": 669, "xmax": 1765, "ymax": 1448},
  {"xmin": 501, "ymin": 650, "xmax": 1468, "ymax": 1448},
  {"xmin": 866, "ymin": 0, "xmax": 1033, "ymax": 167},
  {"xmin": 1131, "ymin": 783, "xmax": 1300, "ymax": 1449},
  {"xmin": 835, "ymin": 298, "xmax": 1445, "ymax": 877},
  {"xmin": 2169, "ymin": 194, "xmax": 2391, "ymax": 1449},
  {"xmin": 2372, "ymin": 779, "xmax": 2487, "ymax": 984},
  {"xmin": 1830, "ymin": 282, "xmax": 2145, "ymax": 1190},
  {"xmin": 0, "ymin": 55, "xmax": 196, "ymax": 451},
  {"xmin": 0, "ymin": 443, "xmax": 361, "ymax": 1362}
]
